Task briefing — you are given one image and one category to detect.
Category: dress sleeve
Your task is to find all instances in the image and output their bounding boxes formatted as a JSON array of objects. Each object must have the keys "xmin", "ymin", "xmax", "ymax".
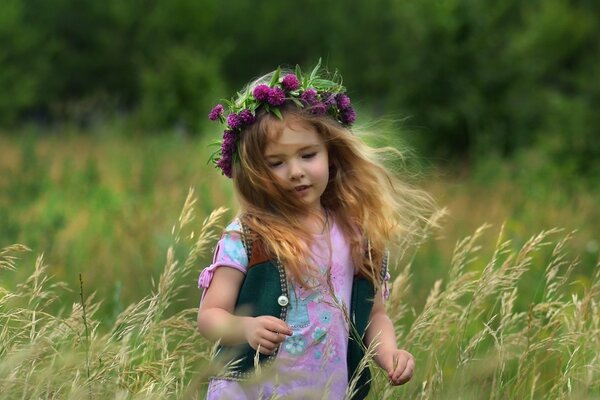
[{"xmin": 198, "ymin": 220, "xmax": 248, "ymax": 301}]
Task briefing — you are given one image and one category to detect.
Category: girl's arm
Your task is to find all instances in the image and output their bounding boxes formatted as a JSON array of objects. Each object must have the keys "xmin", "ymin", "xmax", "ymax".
[
  {"xmin": 197, "ymin": 266, "xmax": 292, "ymax": 354},
  {"xmin": 197, "ymin": 266, "xmax": 247, "ymax": 344},
  {"xmin": 364, "ymin": 291, "xmax": 415, "ymax": 385}
]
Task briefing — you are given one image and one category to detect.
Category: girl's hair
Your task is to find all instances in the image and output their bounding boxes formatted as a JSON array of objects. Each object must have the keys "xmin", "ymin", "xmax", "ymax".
[{"xmin": 230, "ymin": 71, "xmax": 436, "ymax": 287}]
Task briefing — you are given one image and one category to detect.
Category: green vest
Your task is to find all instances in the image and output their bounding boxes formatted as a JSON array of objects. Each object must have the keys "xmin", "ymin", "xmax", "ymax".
[{"xmin": 213, "ymin": 224, "xmax": 387, "ymax": 400}]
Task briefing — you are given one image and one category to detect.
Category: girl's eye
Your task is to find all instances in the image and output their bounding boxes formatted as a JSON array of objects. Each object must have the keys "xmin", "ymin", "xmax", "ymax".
[
  {"xmin": 268, "ymin": 161, "xmax": 282, "ymax": 168},
  {"xmin": 302, "ymin": 152, "xmax": 317, "ymax": 159}
]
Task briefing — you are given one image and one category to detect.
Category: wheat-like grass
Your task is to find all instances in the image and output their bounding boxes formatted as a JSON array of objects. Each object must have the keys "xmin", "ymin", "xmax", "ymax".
[{"xmin": 0, "ymin": 188, "xmax": 226, "ymax": 399}]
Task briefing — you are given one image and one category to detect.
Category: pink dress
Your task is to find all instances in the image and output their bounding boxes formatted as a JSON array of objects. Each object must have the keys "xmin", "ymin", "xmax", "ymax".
[{"xmin": 198, "ymin": 218, "xmax": 388, "ymax": 400}]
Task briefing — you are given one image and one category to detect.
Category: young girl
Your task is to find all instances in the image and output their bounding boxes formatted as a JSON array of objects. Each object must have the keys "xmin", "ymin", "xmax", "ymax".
[{"xmin": 197, "ymin": 62, "xmax": 433, "ymax": 399}]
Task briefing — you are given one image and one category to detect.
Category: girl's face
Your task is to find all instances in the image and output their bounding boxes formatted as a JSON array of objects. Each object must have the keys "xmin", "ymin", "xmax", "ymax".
[{"xmin": 264, "ymin": 119, "xmax": 329, "ymax": 213}]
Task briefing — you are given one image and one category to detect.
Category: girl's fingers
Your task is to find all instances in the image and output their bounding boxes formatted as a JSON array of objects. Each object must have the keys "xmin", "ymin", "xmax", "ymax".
[
  {"xmin": 388, "ymin": 350, "xmax": 414, "ymax": 385},
  {"xmin": 262, "ymin": 330, "xmax": 284, "ymax": 344},
  {"xmin": 393, "ymin": 355, "xmax": 415, "ymax": 385},
  {"xmin": 388, "ymin": 352, "xmax": 399, "ymax": 375},
  {"xmin": 257, "ymin": 346, "xmax": 272, "ymax": 355},
  {"xmin": 270, "ymin": 322, "xmax": 293, "ymax": 336},
  {"xmin": 256, "ymin": 340, "xmax": 276, "ymax": 354},
  {"xmin": 397, "ymin": 356, "xmax": 415, "ymax": 383},
  {"xmin": 262, "ymin": 317, "xmax": 293, "ymax": 336},
  {"xmin": 390, "ymin": 354, "xmax": 408, "ymax": 379}
]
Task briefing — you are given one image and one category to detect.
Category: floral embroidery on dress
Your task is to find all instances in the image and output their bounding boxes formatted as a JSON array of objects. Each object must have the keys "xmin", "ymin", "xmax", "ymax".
[
  {"xmin": 284, "ymin": 335, "xmax": 307, "ymax": 356},
  {"xmin": 312, "ymin": 327, "xmax": 327, "ymax": 343},
  {"xmin": 318, "ymin": 310, "xmax": 332, "ymax": 324},
  {"xmin": 314, "ymin": 350, "xmax": 323, "ymax": 360},
  {"xmin": 324, "ymin": 343, "xmax": 341, "ymax": 364}
]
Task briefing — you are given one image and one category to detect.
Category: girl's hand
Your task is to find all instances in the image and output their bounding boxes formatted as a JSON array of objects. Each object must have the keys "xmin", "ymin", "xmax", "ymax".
[
  {"xmin": 242, "ymin": 316, "xmax": 293, "ymax": 355},
  {"xmin": 382, "ymin": 349, "xmax": 415, "ymax": 385}
]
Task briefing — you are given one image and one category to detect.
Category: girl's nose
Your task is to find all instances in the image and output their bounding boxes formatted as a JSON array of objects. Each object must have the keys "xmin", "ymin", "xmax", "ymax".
[{"xmin": 289, "ymin": 162, "xmax": 305, "ymax": 180}]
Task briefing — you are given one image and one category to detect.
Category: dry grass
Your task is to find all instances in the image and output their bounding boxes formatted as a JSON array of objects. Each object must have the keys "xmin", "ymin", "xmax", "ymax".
[
  {"xmin": 0, "ymin": 189, "xmax": 225, "ymax": 399},
  {"xmin": 373, "ymin": 225, "xmax": 600, "ymax": 399},
  {"xmin": 1, "ymin": 192, "xmax": 599, "ymax": 399}
]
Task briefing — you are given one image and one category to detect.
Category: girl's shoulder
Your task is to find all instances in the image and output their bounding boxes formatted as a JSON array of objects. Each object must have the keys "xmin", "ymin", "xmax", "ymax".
[
  {"xmin": 208, "ymin": 218, "xmax": 248, "ymax": 271},
  {"xmin": 223, "ymin": 218, "xmax": 243, "ymax": 234},
  {"xmin": 222, "ymin": 218, "xmax": 254, "ymax": 255},
  {"xmin": 223, "ymin": 218, "xmax": 242, "ymax": 234},
  {"xmin": 198, "ymin": 219, "xmax": 248, "ymax": 294},
  {"xmin": 214, "ymin": 218, "xmax": 245, "ymax": 254}
]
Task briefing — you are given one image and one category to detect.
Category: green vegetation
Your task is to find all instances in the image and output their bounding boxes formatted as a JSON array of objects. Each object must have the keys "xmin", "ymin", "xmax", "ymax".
[{"xmin": 2, "ymin": 0, "xmax": 599, "ymax": 173}]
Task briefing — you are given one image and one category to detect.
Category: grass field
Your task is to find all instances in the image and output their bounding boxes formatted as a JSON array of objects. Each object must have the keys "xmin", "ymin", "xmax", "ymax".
[{"xmin": 1, "ymin": 130, "xmax": 599, "ymax": 398}]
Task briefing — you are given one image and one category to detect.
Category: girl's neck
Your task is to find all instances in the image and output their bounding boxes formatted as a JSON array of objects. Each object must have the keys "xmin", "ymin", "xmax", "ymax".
[{"xmin": 299, "ymin": 207, "xmax": 329, "ymax": 235}]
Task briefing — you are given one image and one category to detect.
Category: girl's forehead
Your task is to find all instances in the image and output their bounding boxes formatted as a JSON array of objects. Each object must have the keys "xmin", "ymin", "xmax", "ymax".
[
  {"xmin": 265, "ymin": 118, "xmax": 324, "ymax": 150},
  {"xmin": 267, "ymin": 118, "xmax": 324, "ymax": 148}
]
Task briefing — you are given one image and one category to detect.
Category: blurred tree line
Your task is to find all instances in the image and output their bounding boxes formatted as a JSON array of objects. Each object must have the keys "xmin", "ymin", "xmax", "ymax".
[{"xmin": 1, "ymin": 0, "xmax": 599, "ymax": 172}]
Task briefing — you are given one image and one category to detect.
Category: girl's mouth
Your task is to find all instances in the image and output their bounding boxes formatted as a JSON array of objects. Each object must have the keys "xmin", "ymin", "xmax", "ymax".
[{"xmin": 293, "ymin": 185, "xmax": 311, "ymax": 196}]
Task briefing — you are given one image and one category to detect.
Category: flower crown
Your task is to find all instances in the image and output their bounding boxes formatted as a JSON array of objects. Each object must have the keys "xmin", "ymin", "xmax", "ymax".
[{"xmin": 208, "ymin": 61, "xmax": 356, "ymax": 178}]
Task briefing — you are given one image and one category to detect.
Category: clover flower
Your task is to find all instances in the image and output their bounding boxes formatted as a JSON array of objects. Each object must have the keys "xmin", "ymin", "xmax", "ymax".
[
  {"xmin": 335, "ymin": 93, "xmax": 351, "ymax": 110},
  {"xmin": 309, "ymin": 102, "xmax": 327, "ymax": 115},
  {"xmin": 216, "ymin": 157, "xmax": 232, "ymax": 178},
  {"xmin": 208, "ymin": 104, "xmax": 224, "ymax": 121},
  {"xmin": 221, "ymin": 130, "xmax": 236, "ymax": 154},
  {"xmin": 268, "ymin": 87, "xmax": 286, "ymax": 106},
  {"xmin": 226, "ymin": 113, "xmax": 242, "ymax": 130},
  {"xmin": 253, "ymin": 84, "xmax": 271, "ymax": 102},
  {"xmin": 239, "ymin": 109, "xmax": 255, "ymax": 125},
  {"xmin": 282, "ymin": 74, "xmax": 300, "ymax": 91},
  {"xmin": 322, "ymin": 92, "xmax": 336, "ymax": 108},
  {"xmin": 217, "ymin": 130, "xmax": 237, "ymax": 177},
  {"xmin": 300, "ymin": 88, "xmax": 318, "ymax": 105},
  {"xmin": 340, "ymin": 106, "xmax": 357, "ymax": 125}
]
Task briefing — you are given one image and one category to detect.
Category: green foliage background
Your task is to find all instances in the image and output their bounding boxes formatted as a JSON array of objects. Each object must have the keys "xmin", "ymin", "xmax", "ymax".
[{"xmin": 1, "ymin": 0, "xmax": 599, "ymax": 172}]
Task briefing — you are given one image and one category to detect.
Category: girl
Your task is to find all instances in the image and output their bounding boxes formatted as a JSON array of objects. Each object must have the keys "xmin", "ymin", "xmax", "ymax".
[{"xmin": 197, "ymin": 62, "xmax": 433, "ymax": 399}]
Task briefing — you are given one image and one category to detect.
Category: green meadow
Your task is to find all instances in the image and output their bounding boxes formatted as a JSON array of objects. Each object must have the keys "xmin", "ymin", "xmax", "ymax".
[
  {"xmin": 1, "ymin": 125, "xmax": 598, "ymax": 398},
  {"xmin": 2, "ymin": 0, "xmax": 600, "ymax": 397}
]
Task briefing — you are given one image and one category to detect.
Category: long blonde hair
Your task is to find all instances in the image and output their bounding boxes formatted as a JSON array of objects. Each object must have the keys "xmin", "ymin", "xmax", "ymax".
[{"xmin": 229, "ymin": 100, "xmax": 435, "ymax": 287}]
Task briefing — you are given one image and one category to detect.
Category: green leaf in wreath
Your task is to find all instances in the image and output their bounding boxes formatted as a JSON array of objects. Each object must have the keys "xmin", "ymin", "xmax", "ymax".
[
  {"xmin": 272, "ymin": 107, "xmax": 283, "ymax": 120},
  {"xmin": 309, "ymin": 58, "xmax": 322, "ymax": 82},
  {"xmin": 269, "ymin": 67, "xmax": 281, "ymax": 87}
]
